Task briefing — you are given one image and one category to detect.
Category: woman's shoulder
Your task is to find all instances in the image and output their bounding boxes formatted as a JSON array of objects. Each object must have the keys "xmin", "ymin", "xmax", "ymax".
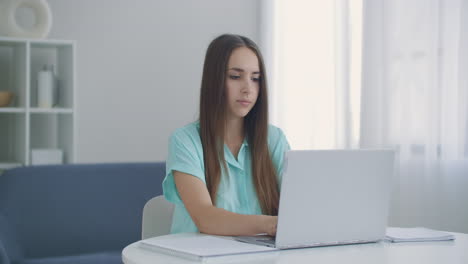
[
  {"xmin": 169, "ymin": 121, "xmax": 202, "ymax": 145},
  {"xmin": 267, "ymin": 124, "xmax": 288, "ymax": 146},
  {"xmin": 172, "ymin": 121, "xmax": 199, "ymax": 135},
  {"xmin": 267, "ymin": 124, "xmax": 286, "ymax": 139}
]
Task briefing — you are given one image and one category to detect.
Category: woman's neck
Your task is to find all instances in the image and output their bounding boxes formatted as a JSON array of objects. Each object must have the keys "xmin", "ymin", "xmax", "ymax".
[{"xmin": 225, "ymin": 117, "xmax": 244, "ymax": 145}]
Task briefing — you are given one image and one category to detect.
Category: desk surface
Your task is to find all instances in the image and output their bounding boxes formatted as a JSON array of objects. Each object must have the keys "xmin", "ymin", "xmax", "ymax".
[{"xmin": 122, "ymin": 232, "xmax": 468, "ymax": 264}]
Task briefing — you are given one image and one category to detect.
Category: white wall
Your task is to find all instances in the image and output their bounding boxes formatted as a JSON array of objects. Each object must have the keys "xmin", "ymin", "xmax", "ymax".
[{"xmin": 46, "ymin": 0, "xmax": 260, "ymax": 163}]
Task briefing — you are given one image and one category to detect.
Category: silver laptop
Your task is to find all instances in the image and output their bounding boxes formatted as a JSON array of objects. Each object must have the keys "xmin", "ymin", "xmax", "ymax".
[{"xmin": 236, "ymin": 149, "xmax": 395, "ymax": 249}]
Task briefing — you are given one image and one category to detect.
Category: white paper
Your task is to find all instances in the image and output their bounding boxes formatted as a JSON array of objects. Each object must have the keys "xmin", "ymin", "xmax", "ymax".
[
  {"xmin": 385, "ymin": 227, "xmax": 455, "ymax": 242},
  {"xmin": 140, "ymin": 235, "xmax": 277, "ymax": 259}
]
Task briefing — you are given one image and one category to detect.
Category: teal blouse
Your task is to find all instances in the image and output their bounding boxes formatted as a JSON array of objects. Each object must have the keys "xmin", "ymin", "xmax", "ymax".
[{"xmin": 162, "ymin": 121, "xmax": 290, "ymax": 234}]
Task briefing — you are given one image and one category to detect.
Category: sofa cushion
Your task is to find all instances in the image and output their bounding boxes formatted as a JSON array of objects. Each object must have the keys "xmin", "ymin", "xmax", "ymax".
[
  {"xmin": 18, "ymin": 251, "xmax": 122, "ymax": 264},
  {"xmin": 0, "ymin": 213, "xmax": 21, "ymax": 262},
  {"xmin": 0, "ymin": 162, "xmax": 165, "ymax": 261}
]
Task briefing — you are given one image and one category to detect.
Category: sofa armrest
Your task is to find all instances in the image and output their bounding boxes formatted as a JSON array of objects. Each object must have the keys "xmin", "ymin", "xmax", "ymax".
[
  {"xmin": 0, "ymin": 213, "xmax": 20, "ymax": 264},
  {"xmin": 0, "ymin": 239, "xmax": 11, "ymax": 264}
]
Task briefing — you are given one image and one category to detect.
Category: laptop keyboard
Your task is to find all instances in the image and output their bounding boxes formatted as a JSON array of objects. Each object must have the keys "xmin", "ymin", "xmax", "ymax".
[
  {"xmin": 235, "ymin": 235, "xmax": 276, "ymax": 247},
  {"xmin": 256, "ymin": 237, "xmax": 276, "ymax": 246}
]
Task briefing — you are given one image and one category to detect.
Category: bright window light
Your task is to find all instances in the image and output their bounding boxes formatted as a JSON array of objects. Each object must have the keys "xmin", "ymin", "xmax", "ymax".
[{"xmin": 270, "ymin": 0, "xmax": 362, "ymax": 150}]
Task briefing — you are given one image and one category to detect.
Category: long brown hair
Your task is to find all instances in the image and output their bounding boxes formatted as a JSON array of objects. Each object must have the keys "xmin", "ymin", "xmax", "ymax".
[{"xmin": 199, "ymin": 34, "xmax": 280, "ymax": 216}]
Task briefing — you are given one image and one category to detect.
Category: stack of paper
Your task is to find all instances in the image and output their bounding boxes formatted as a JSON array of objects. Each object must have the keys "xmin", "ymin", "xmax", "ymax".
[
  {"xmin": 140, "ymin": 235, "xmax": 277, "ymax": 261},
  {"xmin": 385, "ymin": 227, "xmax": 455, "ymax": 242}
]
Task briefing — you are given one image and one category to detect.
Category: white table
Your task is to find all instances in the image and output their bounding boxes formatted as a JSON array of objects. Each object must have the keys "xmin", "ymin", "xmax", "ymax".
[{"xmin": 122, "ymin": 232, "xmax": 468, "ymax": 264}]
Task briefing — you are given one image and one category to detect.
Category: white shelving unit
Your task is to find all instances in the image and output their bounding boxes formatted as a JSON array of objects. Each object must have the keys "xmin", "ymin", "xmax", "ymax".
[{"xmin": 0, "ymin": 37, "xmax": 76, "ymax": 169}]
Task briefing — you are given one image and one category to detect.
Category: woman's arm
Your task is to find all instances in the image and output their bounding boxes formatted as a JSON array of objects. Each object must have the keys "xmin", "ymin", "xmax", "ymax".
[{"xmin": 173, "ymin": 170, "xmax": 277, "ymax": 236}]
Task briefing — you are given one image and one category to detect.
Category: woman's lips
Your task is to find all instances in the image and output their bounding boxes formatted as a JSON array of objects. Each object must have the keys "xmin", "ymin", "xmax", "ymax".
[{"xmin": 237, "ymin": 100, "xmax": 251, "ymax": 106}]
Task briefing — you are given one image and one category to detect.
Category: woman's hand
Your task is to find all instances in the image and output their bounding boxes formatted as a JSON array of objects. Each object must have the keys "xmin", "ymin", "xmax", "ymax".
[{"xmin": 263, "ymin": 216, "xmax": 278, "ymax": 236}]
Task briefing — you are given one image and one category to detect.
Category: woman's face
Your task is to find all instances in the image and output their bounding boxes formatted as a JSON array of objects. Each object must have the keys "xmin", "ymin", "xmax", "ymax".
[{"xmin": 225, "ymin": 47, "xmax": 260, "ymax": 120}]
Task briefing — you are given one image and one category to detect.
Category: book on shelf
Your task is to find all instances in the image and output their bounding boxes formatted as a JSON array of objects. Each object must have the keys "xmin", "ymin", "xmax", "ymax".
[{"xmin": 385, "ymin": 227, "xmax": 455, "ymax": 242}]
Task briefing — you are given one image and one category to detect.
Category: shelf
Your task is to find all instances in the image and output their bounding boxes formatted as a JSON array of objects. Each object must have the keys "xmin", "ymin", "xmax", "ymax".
[
  {"xmin": 0, "ymin": 162, "xmax": 23, "ymax": 170},
  {"xmin": 0, "ymin": 108, "xmax": 72, "ymax": 114},
  {"xmin": 0, "ymin": 107, "xmax": 26, "ymax": 113},
  {"xmin": 0, "ymin": 38, "xmax": 75, "ymax": 166},
  {"xmin": 29, "ymin": 108, "xmax": 73, "ymax": 114},
  {"xmin": 30, "ymin": 114, "xmax": 74, "ymax": 164},
  {"xmin": 0, "ymin": 41, "xmax": 27, "ymax": 108},
  {"xmin": 30, "ymin": 43, "xmax": 74, "ymax": 108},
  {"xmin": 0, "ymin": 36, "xmax": 74, "ymax": 45},
  {"xmin": 30, "ymin": 40, "xmax": 75, "ymax": 48},
  {"xmin": 0, "ymin": 113, "xmax": 26, "ymax": 165}
]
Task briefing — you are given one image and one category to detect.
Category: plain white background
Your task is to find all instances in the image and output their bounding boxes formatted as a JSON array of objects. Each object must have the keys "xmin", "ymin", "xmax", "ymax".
[{"xmin": 46, "ymin": 0, "xmax": 260, "ymax": 163}]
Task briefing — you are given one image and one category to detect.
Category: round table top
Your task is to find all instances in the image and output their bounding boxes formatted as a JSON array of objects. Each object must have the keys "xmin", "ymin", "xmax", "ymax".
[{"xmin": 122, "ymin": 232, "xmax": 468, "ymax": 264}]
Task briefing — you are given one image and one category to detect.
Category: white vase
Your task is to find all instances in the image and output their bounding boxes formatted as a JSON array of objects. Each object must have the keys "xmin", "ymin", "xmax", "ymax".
[{"xmin": 37, "ymin": 65, "xmax": 57, "ymax": 108}]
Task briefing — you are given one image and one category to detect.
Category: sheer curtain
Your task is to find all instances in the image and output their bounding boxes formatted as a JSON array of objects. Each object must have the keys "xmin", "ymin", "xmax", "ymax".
[
  {"xmin": 361, "ymin": 0, "xmax": 468, "ymax": 232},
  {"xmin": 260, "ymin": 0, "xmax": 362, "ymax": 150}
]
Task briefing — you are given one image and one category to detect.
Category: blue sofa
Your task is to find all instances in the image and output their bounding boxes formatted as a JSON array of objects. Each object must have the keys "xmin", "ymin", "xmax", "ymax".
[{"xmin": 0, "ymin": 162, "xmax": 165, "ymax": 264}]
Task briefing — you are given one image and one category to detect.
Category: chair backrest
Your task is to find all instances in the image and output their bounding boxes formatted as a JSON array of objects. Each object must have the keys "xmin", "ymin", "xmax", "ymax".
[{"xmin": 141, "ymin": 195, "xmax": 175, "ymax": 239}]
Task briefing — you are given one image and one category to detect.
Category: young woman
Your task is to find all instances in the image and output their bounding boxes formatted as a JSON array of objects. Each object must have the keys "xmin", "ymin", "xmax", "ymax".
[{"xmin": 162, "ymin": 34, "xmax": 290, "ymax": 236}]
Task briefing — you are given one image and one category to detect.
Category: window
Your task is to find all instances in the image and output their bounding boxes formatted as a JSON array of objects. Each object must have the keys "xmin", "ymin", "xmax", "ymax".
[{"xmin": 264, "ymin": 0, "xmax": 363, "ymax": 149}]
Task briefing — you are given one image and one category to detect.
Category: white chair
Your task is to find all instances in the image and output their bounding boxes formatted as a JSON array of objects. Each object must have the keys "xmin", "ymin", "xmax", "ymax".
[{"xmin": 141, "ymin": 195, "xmax": 175, "ymax": 239}]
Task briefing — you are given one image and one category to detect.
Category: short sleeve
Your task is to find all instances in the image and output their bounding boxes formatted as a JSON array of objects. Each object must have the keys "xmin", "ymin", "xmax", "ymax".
[
  {"xmin": 162, "ymin": 129, "xmax": 205, "ymax": 205},
  {"xmin": 268, "ymin": 126, "xmax": 291, "ymax": 184}
]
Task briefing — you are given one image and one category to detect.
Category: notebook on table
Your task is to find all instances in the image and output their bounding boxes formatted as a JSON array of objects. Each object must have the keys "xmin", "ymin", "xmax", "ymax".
[
  {"xmin": 140, "ymin": 235, "xmax": 277, "ymax": 261},
  {"xmin": 385, "ymin": 227, "xmax": 455, "ymax": 242}
]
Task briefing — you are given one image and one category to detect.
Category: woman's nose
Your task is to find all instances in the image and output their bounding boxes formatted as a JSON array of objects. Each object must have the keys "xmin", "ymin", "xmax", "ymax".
[{"xmin": 242, "ymin": 79, "xmax": 254, "ymax": 93}]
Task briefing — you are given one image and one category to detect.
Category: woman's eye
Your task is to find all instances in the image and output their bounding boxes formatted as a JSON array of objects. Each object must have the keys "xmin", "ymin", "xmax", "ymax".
[
  {"xmin": 252, "ymin": 77, "xmax": 260, "ymax": 82},
  {"xmin": 229, "ymin": 75, "xmax": 241, "ymax": 80}
]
